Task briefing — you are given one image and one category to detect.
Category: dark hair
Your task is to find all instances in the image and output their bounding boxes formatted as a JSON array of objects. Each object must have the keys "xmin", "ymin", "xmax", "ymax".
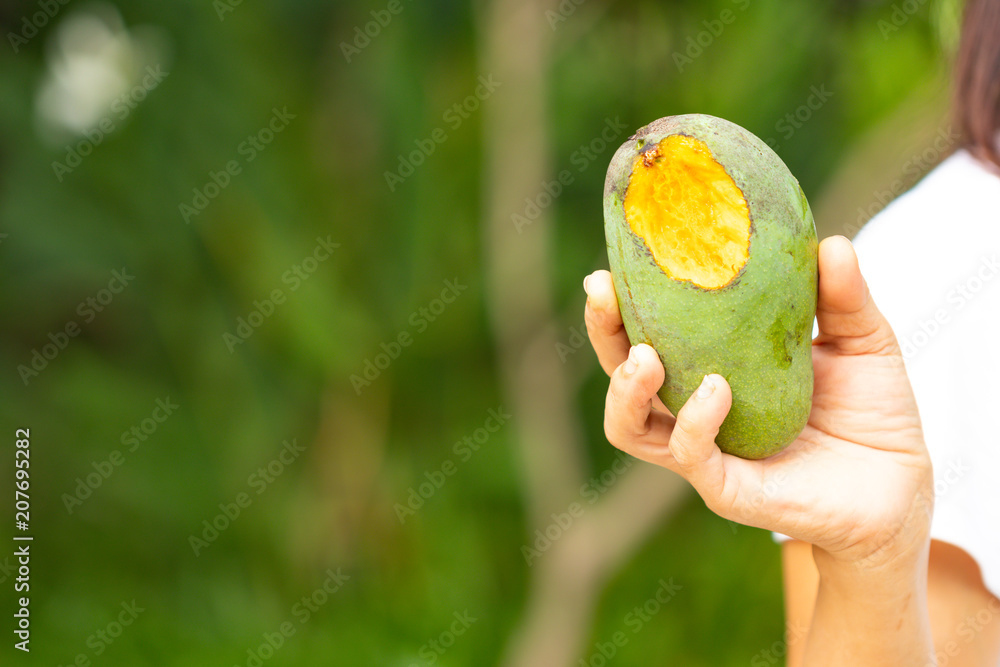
[{"xmin": 955, "ymin": 0, "xmax": 1000, "ymax": 169}]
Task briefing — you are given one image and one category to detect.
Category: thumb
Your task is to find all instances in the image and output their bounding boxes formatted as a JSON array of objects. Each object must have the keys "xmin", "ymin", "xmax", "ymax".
[
  {"xmin": 669, "ymin": 374, "xmax": 732, "ymax": 505},
  {"xmin": 814, "ymin": 235, "xmax": 898, "ymax": 356}
]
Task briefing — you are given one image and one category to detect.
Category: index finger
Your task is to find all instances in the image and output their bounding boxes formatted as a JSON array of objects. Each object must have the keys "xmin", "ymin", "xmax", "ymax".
[{"xmin": 584, "ymin": 270, "xmax": 632, "ymax": 376}]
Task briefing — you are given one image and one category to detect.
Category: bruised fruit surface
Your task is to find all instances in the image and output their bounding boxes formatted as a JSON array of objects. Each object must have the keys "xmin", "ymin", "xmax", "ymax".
[
  {"xmin": 604, "ymin": 114, "xmax": 818, "ymax": 459},
  {"xmin": 624, "ymin": 135, "xmax": 751, "ymax": 289}
]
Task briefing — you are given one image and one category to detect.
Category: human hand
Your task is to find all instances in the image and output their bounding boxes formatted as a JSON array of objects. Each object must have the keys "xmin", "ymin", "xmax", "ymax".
[{"xmin": 585, "ymin": 235, "xmax": 933, "ymax": 568}]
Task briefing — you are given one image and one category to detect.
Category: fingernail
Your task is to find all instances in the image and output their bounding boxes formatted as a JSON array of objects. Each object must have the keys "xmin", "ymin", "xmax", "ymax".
[
  {"xmin": 623, "ymin": 347, "xmax": 638, "ymax": 375},
  {"xmin": 583, "ymin": 274, "xmax": 593, "ymax": 295},
  {"xmin": 695, "ymin": 375, "xmax": 715, "ymax": 399}
]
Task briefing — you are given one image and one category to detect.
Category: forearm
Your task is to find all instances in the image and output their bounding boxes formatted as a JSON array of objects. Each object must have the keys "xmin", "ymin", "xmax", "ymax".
[{"xmin": 802, "ymin": 542, "xmax": 935, "ymax": 666}]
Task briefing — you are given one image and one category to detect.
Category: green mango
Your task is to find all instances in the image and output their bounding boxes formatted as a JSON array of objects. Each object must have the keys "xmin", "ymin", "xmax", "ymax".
[{"xmin": 603, "ymin": 114, "xmax": 818, "ymax": 459}]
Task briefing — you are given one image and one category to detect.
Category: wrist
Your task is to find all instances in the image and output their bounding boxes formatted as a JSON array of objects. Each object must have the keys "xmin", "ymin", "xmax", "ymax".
[
  {"xmin": 820, "ymin": 479, "xmax": 934, "ymax": 571},
  {"xmin": 811, "ymin": 506, "xmax": 931, "ymax": 612},
  {"xmin": 804, "ymin": 535, "xmax": 934, "ymax": 666},
  {"xmin": 813, "ymin": 535, "xmax": 928, "ymax": 598}
]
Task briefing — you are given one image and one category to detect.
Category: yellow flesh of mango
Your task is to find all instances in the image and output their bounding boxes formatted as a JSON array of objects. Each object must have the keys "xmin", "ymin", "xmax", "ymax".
[{"xmin": 624, "ymin": 135, "xmax": 751, "ymax": 290}]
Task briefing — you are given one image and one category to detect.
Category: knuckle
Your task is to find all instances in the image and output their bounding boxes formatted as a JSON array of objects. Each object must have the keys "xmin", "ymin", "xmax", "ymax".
[
  {"xmin": 613, "ymin": 373, "xmax": 647, "ymax": 413},
  {"xmin": 604, "ymin": 397, "xmax": 640, "ymax": 447},
  {"xmin": 670, "ymin": 421, "xmax": 715, "ymax": 469},
  {"xmin": 586, "ymin": 299, "xmax": 619, "ymax": 335},
  {"xmin": 671, "ymin": 418, "xmax": 697, "ymax": 446},
  {"xmin": 875, "ymin": 329, "xmax": 902, "ymax": 357}
]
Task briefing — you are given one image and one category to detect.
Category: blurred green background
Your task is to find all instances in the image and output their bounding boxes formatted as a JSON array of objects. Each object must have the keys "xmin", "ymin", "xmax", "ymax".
[{"xmin": 0, "ymin": 0, "xmax": 960, "ymax": 664}]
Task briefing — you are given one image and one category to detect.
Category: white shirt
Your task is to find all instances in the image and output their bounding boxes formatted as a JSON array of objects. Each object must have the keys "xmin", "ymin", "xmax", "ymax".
[{"xmin": 775, "ymin": 149, "xmax": 1000, "ymax": 600}]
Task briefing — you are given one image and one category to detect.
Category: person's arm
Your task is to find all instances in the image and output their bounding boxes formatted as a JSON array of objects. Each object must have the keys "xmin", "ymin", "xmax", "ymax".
[
  {"xmin": 803, "ymin": 539, "xmax": 932, "ymax": 665},
  {"xmin": 584, "ymin": 236, "xmax": 937, "ymax": 664},
  {"xmin": 785, "ymin": 539, "xmax": 1000, "ymax": 667}
]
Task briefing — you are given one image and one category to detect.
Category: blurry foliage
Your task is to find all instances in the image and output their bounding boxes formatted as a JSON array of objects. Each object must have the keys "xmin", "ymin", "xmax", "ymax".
[{"xmin": 0, "ymin": 0, "xmax": 947, "ymax": 664}]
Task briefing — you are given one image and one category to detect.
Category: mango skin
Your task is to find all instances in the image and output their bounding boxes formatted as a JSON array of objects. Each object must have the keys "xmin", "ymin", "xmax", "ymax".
[{"xmin": 603, "ymin": 114, "xmax": 818, "ymax": 459}]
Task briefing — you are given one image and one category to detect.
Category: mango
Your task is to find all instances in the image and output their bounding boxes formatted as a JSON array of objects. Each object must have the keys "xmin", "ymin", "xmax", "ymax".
[{"xmin": 603, "ymin": 114, "xmax": 817, "ymax": 459}]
